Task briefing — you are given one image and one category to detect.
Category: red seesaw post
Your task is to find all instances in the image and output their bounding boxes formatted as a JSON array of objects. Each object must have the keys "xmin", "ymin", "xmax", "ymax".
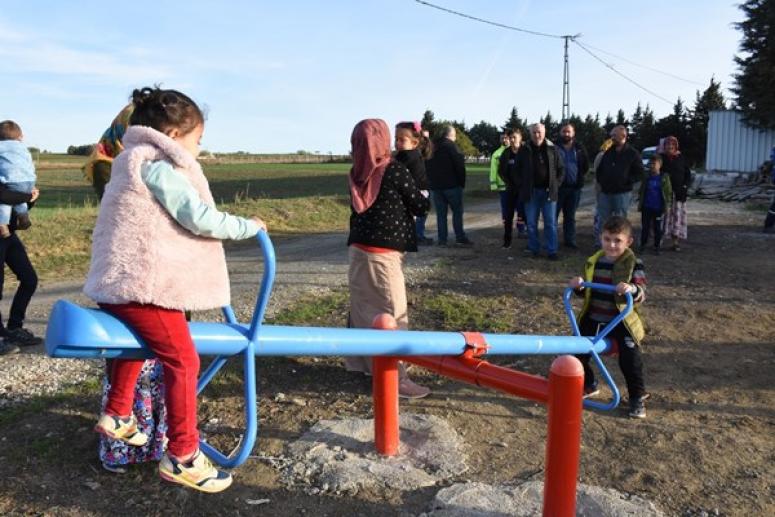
[
  {"xmin": 371, "ymin": 314, "xmax": 399, "ymax": 456},
  {"xmin": 543, "ymin": 355, "xmax": 584, "ymax": 517}
]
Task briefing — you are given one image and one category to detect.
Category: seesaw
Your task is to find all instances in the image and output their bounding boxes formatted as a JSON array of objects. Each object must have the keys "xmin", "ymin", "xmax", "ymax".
[{"xmin": 46, "ymin": 231, "xmax": 631, "ymax": 516}]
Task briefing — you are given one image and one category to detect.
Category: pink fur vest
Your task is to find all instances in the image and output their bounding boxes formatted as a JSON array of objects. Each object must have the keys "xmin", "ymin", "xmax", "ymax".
[{"xmin": 83, "ymin": 126, "xmax": 230, "ymax": 310}]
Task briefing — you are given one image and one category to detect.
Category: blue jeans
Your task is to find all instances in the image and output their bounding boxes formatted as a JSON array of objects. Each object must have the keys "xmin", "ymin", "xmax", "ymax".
[
  {"xmin": 432, "ymin": 187, "xmax": 466, "ymax": 243},
  {"xmin": 556, "ymin": 186, "xmax": 581, "ymax": 246},
  {"xmin": 0, "ymin": 180, "xmax": 34, "ymax": 224},
  {"xmin": 597, "ymin": 192, "xmax": 632, "ymax": 224},
  {"xmin": 525, "ymin": 188, "xmax": 558, "ymax": 255}
]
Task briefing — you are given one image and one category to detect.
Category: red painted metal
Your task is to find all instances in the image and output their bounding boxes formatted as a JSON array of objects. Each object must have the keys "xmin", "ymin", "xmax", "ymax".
[
  {"xmin": 402, "ymin": 355, "xmax": 549, "ymax": 403},
  {"xmin": 371, "ymin": 313, "xmax": 399, "ymax": 456},
  {"xmin": 543, "ymin": 355, "xmax": 584, "ymax": 517},
  {"xmin": 373, "ymin": 356, "xmax": 399, "ymax": 456}
]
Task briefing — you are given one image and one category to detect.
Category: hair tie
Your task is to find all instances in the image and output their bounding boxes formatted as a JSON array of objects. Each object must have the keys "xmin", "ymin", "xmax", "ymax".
[{"xmin": 413, "ymin": 121, "xmax": 422, "ymax": 133}]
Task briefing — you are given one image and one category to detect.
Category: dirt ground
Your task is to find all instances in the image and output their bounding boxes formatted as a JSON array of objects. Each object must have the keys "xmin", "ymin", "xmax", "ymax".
[{"xmin": 0, "ymin": 197, "xmax": 773, "ymax": 516}]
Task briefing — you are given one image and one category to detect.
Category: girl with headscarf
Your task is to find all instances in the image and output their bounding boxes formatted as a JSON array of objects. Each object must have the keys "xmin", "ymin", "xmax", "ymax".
[
  {"xmin": 660, "ymin": 136, "xmax": 691, "ymax": 251},
  {"xmin": 345, "ymin": 119, "xmax": 431, "ymax": 398}
]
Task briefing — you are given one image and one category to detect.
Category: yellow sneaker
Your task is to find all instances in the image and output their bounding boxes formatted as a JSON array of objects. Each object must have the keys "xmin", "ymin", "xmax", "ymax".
[
  {"xmin": 159, "ymin": 450, "xmax": 233, "ymax": 493},
  {"xmin": 94, "ymin": 414, "xmax": 148, "ymax": 446}
]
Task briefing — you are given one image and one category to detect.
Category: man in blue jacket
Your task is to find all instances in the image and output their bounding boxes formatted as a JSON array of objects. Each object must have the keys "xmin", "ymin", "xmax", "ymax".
[{"xmin": 556, "ymin": 123, "xmax": 590, "ymax": 249}]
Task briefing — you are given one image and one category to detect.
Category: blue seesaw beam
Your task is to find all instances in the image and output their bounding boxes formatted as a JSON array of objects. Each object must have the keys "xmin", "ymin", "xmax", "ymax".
[{"xmin": 45, "ymin": 232, "xmax": 630, "ymax": 467}]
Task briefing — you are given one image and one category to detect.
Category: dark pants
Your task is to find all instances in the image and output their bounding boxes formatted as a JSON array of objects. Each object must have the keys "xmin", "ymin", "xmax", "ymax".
[
  {"xmin": 640, "ymin": 208, "xmax": 664, "ymax": 248},
  {"xmin": 499, "ymin": 188, "xmax": 525, "ymax": 246},
  {"xmin": 556, "ymin": 186, "xmax": 581, "ymax": 246},
  {"xmin": 432, "ymin": 187, "xmax": 466, "ymax": 243},
  {"xmin": 575, "ymin": 316, "xmax": 645, "ymax": 400},
  {"xmin": 0, "ymin": 233, "xmax": 38, "ymax": 333}
]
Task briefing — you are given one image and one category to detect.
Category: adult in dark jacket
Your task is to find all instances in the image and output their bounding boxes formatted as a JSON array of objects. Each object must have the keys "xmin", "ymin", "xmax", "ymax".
[
  {"xmin": 516, "ymin": 123, "xmax": 565, "ymax": 259},
  {"xmin": 0, "ymin": 184, "xmax": 41, "ymax": 355},
  {"xmin": 496, "ymin": 128, "xmax": 524, "ymax": 248},
  {"xmin": 425, "ymin": 125, "xmax": 472, "ymax": 246},
  {"xmin": 345, "ymin": 119, "xmax": 431, "ymax": 399},
  {"xmin": 660, "ymin": 136, "xmax": 691, "ymax": 251},
  {"xmin": 595, "ymin": 125, "xmax": 643, "ymax": 231},
  {"xmin": 555, "ymin": 123, "xmax": 590, "ymax": 249}
]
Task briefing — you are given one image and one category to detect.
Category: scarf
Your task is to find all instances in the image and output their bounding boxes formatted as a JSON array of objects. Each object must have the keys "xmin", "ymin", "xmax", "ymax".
[
  {"xmin": 349, "ymin": 119, "xmax": 392, "ymax": 214},
  {"xmin": 664, "ymin": 136, "xmax": 681, "ymax": 158},
  {"xmin": 82, "ymin": 104, "xmax": 134, "ymax": 184}
]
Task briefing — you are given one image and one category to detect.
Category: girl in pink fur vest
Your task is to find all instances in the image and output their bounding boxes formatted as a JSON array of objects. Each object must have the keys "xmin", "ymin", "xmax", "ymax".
[{"xmin": 85, "ymin": 87, "xmax": 265, "ymax": 493}]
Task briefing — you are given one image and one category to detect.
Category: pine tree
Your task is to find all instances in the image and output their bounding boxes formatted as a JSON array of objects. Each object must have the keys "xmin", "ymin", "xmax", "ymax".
[
  {"xmin": 421, "ymin": 110, "xmax": 439, "ymax": 138},
  {"xmin": 469, "ymin": 121, "xmax": 501, "ymax": 156},
  {"xmin": 540, "ymin": 111, "xmax": 558, "ymax": 140},
  {"xmin": 691, "ymin": 77, "xmax": 727, "ymax": 165},
  {"xmin": 731, "ymin": 0, "xmax": 775, "ymax": 129},
  {"xmin": 501, "ymin": 107, "xmax": 525, "ymax": 133}
]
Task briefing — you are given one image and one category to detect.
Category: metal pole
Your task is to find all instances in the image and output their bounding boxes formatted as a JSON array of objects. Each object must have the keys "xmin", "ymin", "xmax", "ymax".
[
  {"xmin": 543, "ymin": 355, "xmax": 584, "ymax": 516},
  {"xmin": 562, "ymin": 35, "xmax": 570, "ymax": 122},
  {"xmin": 371, "ymin": 314, "xmax": 400, "ymax": 456}
]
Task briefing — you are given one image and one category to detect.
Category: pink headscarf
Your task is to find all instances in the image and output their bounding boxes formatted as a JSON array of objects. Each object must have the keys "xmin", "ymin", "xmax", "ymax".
[
  {"xmin": 664, "ymin": 136, "xmax": 681, "ymax": 158},
  {"xmin": 349, "ymin": 119, "xmax": 392, "ymax": 214}
]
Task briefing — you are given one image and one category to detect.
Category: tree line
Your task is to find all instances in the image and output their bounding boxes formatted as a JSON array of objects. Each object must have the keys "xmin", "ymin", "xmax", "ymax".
[{"xmin": 421, "ymin": 78, "xmax": 726, "ymax": 168}]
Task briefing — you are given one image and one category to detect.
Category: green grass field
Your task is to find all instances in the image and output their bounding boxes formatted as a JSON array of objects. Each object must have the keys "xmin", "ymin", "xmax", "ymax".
[{"xmin": 28, "ymin": 158, "xmax": 490, "ymax": 281}]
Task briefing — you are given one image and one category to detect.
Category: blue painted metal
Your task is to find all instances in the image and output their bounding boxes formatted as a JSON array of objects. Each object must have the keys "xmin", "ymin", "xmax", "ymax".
[
  {"xmin": 562, "ymin": 282, "xmax": 634, "ymax": 411},
  {"xmin": 44, "ymin": 231, "xmax": 631, "ymax": 468}
]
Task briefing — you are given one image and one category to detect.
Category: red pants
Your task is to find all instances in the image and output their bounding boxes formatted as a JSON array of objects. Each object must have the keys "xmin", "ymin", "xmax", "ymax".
[{"xmin": 101, "ymin": 303, "xmax": 200, "ymax": 458}]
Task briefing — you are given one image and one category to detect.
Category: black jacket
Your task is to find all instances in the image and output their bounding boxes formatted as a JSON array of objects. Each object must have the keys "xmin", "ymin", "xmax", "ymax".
[
  {"xmin": 497, "ymin": 146, "xmax": 521, "ymax": 191},
  {"xmin": 347, "ymin": 161, "xmax": 430, "ymax": 252},
  {"xmin": 395, "ymin": 149, "xmax": 429, "ymax": 190},
  {"xmin": 596, "ymin": 143, "xmax": 644, "ymax": 194},
  {"xmin": 659, "ymin": 153, "xmax": 691, "ymax": 202},
  {"xmin": 559, "ymin": 141, "xmax": 590, "ymax": 189},
  {"xmin": 516, "ymin": 140, "xmax": 565, "ymax": 202},
  {"xmin": 0, "ymin": 185, "xmax": 34, "ymax": 234},
  {"xmin": 426, "ymin": 138, "xmax": 466, "ymax": 190}
]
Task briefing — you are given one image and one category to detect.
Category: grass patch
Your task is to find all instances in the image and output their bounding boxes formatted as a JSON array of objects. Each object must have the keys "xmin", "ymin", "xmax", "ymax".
[
  {"xmin": 27, "ymin": 161, "xmax": 491, "ymax": 281},
  {"xmin": 267, "ymin": 290, "xmax": 349, "ymax": 326}
]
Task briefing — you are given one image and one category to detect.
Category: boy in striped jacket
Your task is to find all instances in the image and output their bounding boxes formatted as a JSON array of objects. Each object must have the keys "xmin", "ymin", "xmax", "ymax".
[{"xmin": 568, "ymin": 216, "xmax": 649, "ymax": 418}]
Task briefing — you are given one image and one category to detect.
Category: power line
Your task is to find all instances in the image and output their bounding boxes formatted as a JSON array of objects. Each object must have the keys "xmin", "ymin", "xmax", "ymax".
[
  {"xmin": 573, "ymin": 40, "xmax": 674, "ymax": 105},
  {"xmin": 414, "ymin": 0, "xmax": 566, "ymax": 39},
  {"xmin": 577, "ymin": 41, "xmax": 705, "ymax": 86},
  {"xmin": 414, "ymin": 0, "xmax": 688, "ymax": 108}
]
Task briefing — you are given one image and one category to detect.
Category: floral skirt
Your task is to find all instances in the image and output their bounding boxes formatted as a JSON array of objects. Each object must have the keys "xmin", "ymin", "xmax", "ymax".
[
  {"xmin": 99, "ymin": 359, "xmax": 167, "ymax": 466},
  {"xmin": 663, "ymin": 199, "xmax": 687, "ymax": 240}
]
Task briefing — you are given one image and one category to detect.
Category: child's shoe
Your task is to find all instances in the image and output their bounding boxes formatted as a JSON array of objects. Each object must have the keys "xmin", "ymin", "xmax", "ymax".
[
  {"xmin": 16, "ymin": 213, "xmax": 31, "ymax": 230},
  {"xmin": 628, "ymin": 394, "xmax": 649, "ymax": 419},
  {"xmin": 159, "ymin": 450, "xmax": 233, "ymax": 493},
  {"xmin": 94, "ymin": 414, "xmax": 149, "ymax": 446},
  {"xmin": 0, "ymin": 225, "xmax": 10, "ymax": 238},
  {"xmin": 583, "ymin": 383, "xmax": 600, "ymax": 399}
]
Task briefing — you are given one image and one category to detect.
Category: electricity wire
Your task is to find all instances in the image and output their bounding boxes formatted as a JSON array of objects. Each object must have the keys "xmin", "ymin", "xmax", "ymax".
[{"xmin": 415, "ymin": 0, "xmax": 692, "ymax": 105}]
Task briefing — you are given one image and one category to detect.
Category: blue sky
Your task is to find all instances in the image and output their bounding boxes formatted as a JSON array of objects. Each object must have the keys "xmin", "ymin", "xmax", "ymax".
[{"xmin": 1, "ymin": 1, "xmax": 742, "ymax": 154}]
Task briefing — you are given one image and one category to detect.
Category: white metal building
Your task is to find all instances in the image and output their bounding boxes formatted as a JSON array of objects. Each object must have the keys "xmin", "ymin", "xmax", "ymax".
[{"xmin": 706, "ymin": 110, "xmax": 775, "ymax": 173}]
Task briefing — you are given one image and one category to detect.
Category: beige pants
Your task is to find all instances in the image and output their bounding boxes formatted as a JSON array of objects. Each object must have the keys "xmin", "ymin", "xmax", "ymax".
[{"xmin": 345, "ymin": 245, "xmax": 408, "ymax": 376}]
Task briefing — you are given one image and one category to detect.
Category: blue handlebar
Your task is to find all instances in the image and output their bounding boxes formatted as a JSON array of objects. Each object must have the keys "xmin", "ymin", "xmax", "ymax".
[
  {"xmin": 562, "ymin": 281, "xmax": 634, "ymax": 411},
  {"xmin": 197, "ymin": 230, "xmax": 276, "ymax": 467}
]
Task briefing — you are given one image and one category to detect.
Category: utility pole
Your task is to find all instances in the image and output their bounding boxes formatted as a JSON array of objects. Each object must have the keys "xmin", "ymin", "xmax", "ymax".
[{"xmin": 561, "ymin": 34, "xmax": 581, "ymax": 122}]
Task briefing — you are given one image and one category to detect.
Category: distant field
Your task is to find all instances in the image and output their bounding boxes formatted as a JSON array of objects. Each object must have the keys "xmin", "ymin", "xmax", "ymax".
[{"xmin": 27, "ymin": 161, "xmax": 490, "ymax": 280}]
